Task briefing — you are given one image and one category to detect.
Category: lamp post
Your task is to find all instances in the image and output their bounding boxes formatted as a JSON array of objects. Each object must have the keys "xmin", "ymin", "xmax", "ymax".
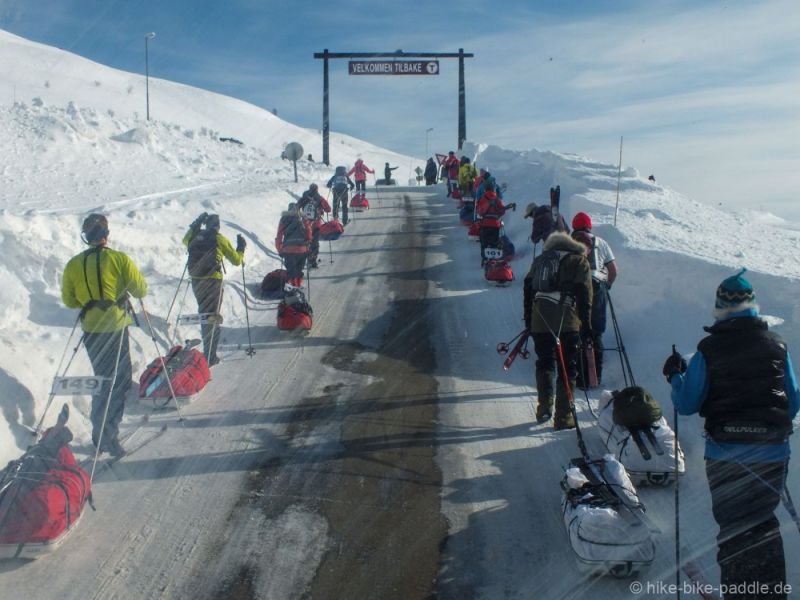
[
  {"xmin": 425, "ymin": 127, "xmax": 434, "ymax": 159},
  {"xmin": 144, "ymin": 32, "xmax": 156, "ymax": 121}
]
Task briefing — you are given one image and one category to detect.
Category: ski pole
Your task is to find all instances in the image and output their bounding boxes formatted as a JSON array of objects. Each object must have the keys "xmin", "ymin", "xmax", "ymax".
[
  {"xmin": 607, "ymin": 288, "xmax": 636, "ymax": 386},
  {"xmin": 138, "ymin": 299, "xmax": 185, "ymax": 423},
  {"xmin": 164, "ymin": 261, "xmax": 188, "ymax": 325},
  {"xmin": 674, "ymin": 383, "xmax": 681, "ymax": 599},
  {"xmin": 305, "ymin": 254, "xmax": 312, "ymax": 302},
  {"xmin": 34, "ymin": 314, "xmax": 84, "ymax": 436},
  {"xmin": 241, "ymin": 263, "xmax": 255, "ymax": 357}
]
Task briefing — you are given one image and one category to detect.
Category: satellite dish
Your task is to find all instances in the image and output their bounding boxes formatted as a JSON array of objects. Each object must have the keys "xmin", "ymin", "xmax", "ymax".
[{"xmin": 284, "ymin": 142, "xmax": 304, "ymax": 161}]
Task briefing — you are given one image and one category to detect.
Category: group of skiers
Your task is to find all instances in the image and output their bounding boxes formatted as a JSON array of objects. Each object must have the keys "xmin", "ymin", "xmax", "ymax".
[{"xmin": 58, "ymin": 165, "xmax": 800, "ymax": 596}]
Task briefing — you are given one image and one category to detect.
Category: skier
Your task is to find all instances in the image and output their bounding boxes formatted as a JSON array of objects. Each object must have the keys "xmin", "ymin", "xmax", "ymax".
[
  {"xmin": 326, "ymin": 166, "xmax": 355, "ymax": 226},
  {"xmin": 474, "ymin": 172, "xmax": 504, "ymax": 201},
  {"xmin": 458, "ymin": 157, "xmax": 479, "ymax": 198},
  {"xmin": 523, "ymin": 231, "xmax": 592, "ymax": 429},
  {"xmin": 444, "ymin": 151, "xmax": 461, "ymax": 197},
  {"xmin": 297, "ymin": 183, "xmax": 331, "ymax": 268},
  {"xmin": 424, "ymin": 158, "xmax": 438, "ymax": 185},
  {"xmin": 61, "ymin": 214, "xmax": 147, "ymax": 456},
  {"xmin": 475, "ymin": 180, "xmax": 516, "ymax": 265},
  {"xmin": 182, "ymin": 213, "xmax": 245, "ymax": 366},
  {"xmin": 664, "ymin": 270, "xmax": 799, "ymax": 597},
  {"xmin": 571, "ymin": 212, "xmax": 617, "ymax": 386},
  {"xmin": 524, "ymin": 202, "xmax": 570, "ymax": 245},
  {"xmin": 275, "ymin": 203, "xmax": 313, "ymax": 288},
  {"xmin": 348, "ymin": 159, "xmax": 374, "ymax": 194},
  {"xmin": 383, "ymin": 162, "xmax": 398, "ymax": 184}
]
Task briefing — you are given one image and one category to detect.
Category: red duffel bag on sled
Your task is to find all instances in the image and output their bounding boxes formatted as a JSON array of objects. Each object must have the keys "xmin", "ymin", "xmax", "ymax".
[
  {"xmin": 277, "ymin": 288, "xmax": 313, "ymax": 332},
  {"xmin": 350, "ymin": 193, "xmax": 369, "ymax": 210},
  {"xmin": 319, "ymin": 220, "xmax": 344, "ymax": 241},
  {"xmin": 485, "ymin": 259, "xmax": 514, "ymax": 285},
  {"xmin": 139, "ymin": 344, "xmax": 211, "ymax": 401},
  {"xmin": 0, "ymin": 405, "xmax": 91, "ymax": 559}
]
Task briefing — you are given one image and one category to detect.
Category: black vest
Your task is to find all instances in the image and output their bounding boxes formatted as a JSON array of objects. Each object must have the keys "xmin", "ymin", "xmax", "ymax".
[{"xmin": 698, "ymin": 317, "xmax": 791, "ymax": 443}]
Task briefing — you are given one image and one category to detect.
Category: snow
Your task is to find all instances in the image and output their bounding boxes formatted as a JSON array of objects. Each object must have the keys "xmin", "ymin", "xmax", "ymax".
[{"xmin": 2, "ymin": 26, "xmax": 800, "ymax": 598}]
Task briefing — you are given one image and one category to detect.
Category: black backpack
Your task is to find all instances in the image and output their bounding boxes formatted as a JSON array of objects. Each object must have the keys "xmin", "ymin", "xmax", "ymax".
[
  {"xmin": 280, "ymin": 215, "xmax": 307, "ymax": 247},
  {"xmin": 187, "ymin": 229, "xmax": 221, "ymax": 277},
  {"xmin": 528, "ymin": 249, "xmax": 565, "ymax": 293}
]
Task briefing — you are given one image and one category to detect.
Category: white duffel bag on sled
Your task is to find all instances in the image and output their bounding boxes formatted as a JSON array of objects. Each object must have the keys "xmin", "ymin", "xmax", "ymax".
[
  {"xmin": 597, "ymin": 388, "xmax": 685, "ymax": 486},
  {"xmin": 561, "ymin": 455, "xmax": 656, "ymax": 578}
]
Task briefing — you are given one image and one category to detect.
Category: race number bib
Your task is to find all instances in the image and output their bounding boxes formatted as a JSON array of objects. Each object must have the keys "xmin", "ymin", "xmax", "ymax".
[
  {"xmin": 483, "ymin": 247, "xmax": 504, "ymax": 260},
  {"xmin": 303, "ymin": 204, "xmax": 317, "ymax": 220}
]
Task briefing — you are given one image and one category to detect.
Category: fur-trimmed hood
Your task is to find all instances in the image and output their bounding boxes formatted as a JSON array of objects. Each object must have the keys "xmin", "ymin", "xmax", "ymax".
[{"xmin": 542, "ymin": 231, "xmax": 587, "ymax": 255}]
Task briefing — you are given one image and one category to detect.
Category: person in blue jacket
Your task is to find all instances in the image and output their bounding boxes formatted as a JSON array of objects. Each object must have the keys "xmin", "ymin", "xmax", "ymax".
[{"xmin": 664, "ymin": 269, "xmax": 798, "ymax": 599}]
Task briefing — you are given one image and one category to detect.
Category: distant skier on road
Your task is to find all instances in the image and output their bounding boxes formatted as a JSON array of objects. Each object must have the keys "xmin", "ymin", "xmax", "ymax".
[
  {"xmin": 424, "ymin": 158, "xmax": 438, "ymax": 185},
  {"xmin": 665, "ymin": 270, "xmax": 799, "ymax": 597},
  {"xmin": 348, "ymin": 159, "xmax": 374, "ymax": 194},
  {"xmin": 476, "ymin": 179, "xmax": 515, "ymax": 265},
  {"xmin": 383, "ymin": 162, "xmax": 398, "ymax": 184},
  {"xmin": 444, "ymin": 151, "xmax": 460, "ymax": 197},
  {"xmin": 326, "ymin": 166, "xmax": 355, "ymax": 226},
  {"xmin": 297, "ymin": 183, "xmax": 331, "ymax": 268},
  {"xmin": 275, "ymin": 202, "xmax": 313, "ymax": 288},
  {"xmin": 183, "ymin": 213, "xmax": 245, "ymax": 366}
]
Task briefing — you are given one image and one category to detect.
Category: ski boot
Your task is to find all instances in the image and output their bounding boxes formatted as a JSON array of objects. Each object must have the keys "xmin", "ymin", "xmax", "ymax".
[{"xmin": 535, "ymin": 369, "xmax": 555, "ymax": 423}]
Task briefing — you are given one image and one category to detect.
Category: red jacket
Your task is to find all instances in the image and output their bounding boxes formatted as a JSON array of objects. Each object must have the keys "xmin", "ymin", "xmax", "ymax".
[
  {"xmin": 476, "ymin": 192, "xmax": 506, "ymax": 228},
  {"xmin": 445, "ymin": 156, "xmax": 460, "ymax": 179},
  {"xmin": 347, "ymin": 160, "xmax": 374, "ymax": 182},
  {"xmin": 275, "ymin": 212, "xmax": 313, "ymax": 254}
]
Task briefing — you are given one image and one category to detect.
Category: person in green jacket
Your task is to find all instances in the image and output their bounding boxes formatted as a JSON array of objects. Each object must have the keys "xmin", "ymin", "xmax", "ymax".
[
  {"xmin": 61, "ymin": 213, "xmax": 147, "ymax": 456},
  {"xmin": 182, "ymin": 213, "xmax": 246, "ymax": 366}
]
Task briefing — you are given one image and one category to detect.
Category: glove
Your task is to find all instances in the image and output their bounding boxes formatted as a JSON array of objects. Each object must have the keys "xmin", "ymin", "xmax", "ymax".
[
  {"xmin": 663, "ymin": 345, "xmax": 687, "ymax": 383},
  {"xmin": 236, "ymin": 234, "xmax": 246, "ymax": 254},
  {"xmin": 190, "ymin": 212, "xmax": 208, "ymax": 231}
]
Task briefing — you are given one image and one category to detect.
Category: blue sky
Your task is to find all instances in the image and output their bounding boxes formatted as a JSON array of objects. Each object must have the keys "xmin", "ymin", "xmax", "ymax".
[{"xmin": 1, "ymin": 0, "xmax": 799, "ymax": 219}]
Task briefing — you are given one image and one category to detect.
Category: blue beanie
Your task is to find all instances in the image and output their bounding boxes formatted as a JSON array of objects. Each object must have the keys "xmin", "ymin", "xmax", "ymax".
[{"xmin": 715, "ymin": 268, "xmax": 756, "ymax": 310}]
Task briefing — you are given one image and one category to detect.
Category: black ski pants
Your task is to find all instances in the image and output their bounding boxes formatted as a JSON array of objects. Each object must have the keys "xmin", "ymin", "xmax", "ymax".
[
  {"xmin": 532, "ymin": 331, "xmax": 580, "ymax": 382},
  {"xmin": 479, "ymin": 226, "xmax": 501, "ymax": 262},
  {"xmin": 332, "ymin": 188, "xmax": 349, "ymax": 225},
  {"xmin": 84, "ymin": 328, "xmax": 132, "ymax": 446},
  {"xmin": 283, "ymin": 252, "xmax": 307, "ymax": 283},
  {"xmin": 355, "ymin": 179, "xmax": 366, "ymax": 193},
  {"xmin": 191, "ymin": 277, "xmax": 223, "ymax": 363},
  {"xmin": 706, "ymin": 458, "xmax": 788, "ymax": 599}
]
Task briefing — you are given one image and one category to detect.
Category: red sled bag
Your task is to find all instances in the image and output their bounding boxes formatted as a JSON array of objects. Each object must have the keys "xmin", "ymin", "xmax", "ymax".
[
  {"xmin": 350, "ymin": 193, "xmax": 370, "ymax": 210},
  {"xmin": 277, "ymin": 288, "xmax": 313, "ymax": 331},
  {"xmin": 485, "ymin": 259, "xmax": 514, "ymax": 284},
  {"xmin": 138, "ymin": 345, "xmax": 210, "ymax": 399},
  {"xmin": 319, "ymin": 220, "xmax": 344, "ymax": 241},
  {"xmin": 452, "ymin": 188, "xmax": 462, "ymax": 200},
  {"xmin": 260, "ymin": 269, "xmax": 288, "ymax": 299},
  {"xmin": 0, "ymin": 406, "xmax": 91, "ymax": 558}
]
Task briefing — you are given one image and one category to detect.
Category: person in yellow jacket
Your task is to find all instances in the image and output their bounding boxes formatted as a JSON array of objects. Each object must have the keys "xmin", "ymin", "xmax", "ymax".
[
  {"xmin": 182, "ymin": 213, "xmax": 245, "ymax": 366},
  {"xmin": 61, "ymin": 213, "xmax": 147, "ymax": 456},
  {"xmin": 458, "ymin": 158, "xmax": 479, "ymax": 198}
]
